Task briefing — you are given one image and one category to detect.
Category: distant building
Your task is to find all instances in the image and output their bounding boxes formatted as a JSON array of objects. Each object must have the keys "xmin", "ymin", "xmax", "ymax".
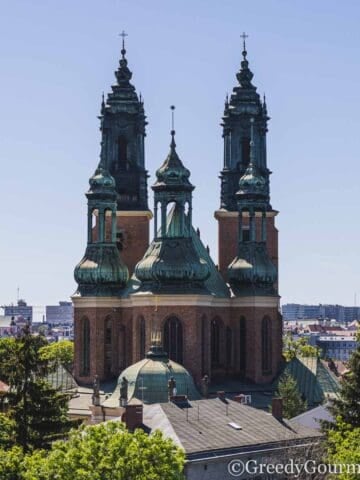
[
  {"xmin": 4, "ymin": 299, "xmax": 32, "ymax": 323},
  {"xmin": 282, "ymin": 303, "xmax": 360, "ymax": 323},
  {"xmin": 0, "ymin": 316, "xmax": 18, "ymax": 336},
  {"xmin": 46, "ymin": 301, "xmax": 73, "ymax": 325},
  {"xmin": 317, "ymin": 335, "xmax": 359, "ymax": 361}
]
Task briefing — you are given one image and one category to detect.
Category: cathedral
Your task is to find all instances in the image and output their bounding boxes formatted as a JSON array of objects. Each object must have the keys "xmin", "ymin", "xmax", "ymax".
[{"xmin": 73, "ymin": 36, "xmax": 282, "ymax": 387}]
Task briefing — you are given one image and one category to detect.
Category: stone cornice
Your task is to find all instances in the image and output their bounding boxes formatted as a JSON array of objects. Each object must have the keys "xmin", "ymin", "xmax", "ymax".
[
  {"xmin": 71, "ymin": 296, "xmax": 122, "ymax": 309},
  {"xmin": 214, "ymin": 209, "xmax": 278, "ymax": 219},
  {"xmin": 116, "ymin": 210, "xmax": 153, "ymax": 219},
  {"xmin": 72, "ymin": 294, "xmax": 279, "ymax": 309}
]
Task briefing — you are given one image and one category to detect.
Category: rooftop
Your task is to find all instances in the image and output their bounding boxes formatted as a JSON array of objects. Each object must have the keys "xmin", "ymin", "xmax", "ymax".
[{"xmin": 143, "ymin": 398, "xmax": 322, "ymax": 458}]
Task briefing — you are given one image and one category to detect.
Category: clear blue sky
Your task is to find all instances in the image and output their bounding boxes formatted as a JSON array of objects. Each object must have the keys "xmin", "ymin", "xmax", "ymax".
[{"xmin": 1, "ymin": 0, "xmax": 359, "ymax": 307}]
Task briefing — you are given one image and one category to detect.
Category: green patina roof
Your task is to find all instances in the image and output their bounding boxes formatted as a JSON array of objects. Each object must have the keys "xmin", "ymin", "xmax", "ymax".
[
  {"xmin": 153, "ymin": 132, "xmax": 194, "ymax": 191},
  {"xmin": 282, "ymin": 357, "xmax": 339, "ymax": 407},
  {"xmin": 104, "ymin": 346, "xmax": 201, "ymax": 406},
  {"xmin": 46, "ymin": 364, "xmax": 78, "ymax": 392},
  {"xmin": 123, "ymin": 206, "xmax": 230, "ymax": 298}
]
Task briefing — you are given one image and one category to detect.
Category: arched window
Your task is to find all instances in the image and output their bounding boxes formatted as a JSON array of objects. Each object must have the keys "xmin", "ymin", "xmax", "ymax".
[
  {"xmin": 118, "ymin": 135, "xmax": 128, "ymax": 169},
  {"xmin": 241, "ymin": 137, "xmax": 251, "ymax": 166},
  {"xmin": 163, "ymin": 316, "xmax": 183, "ymax": 364},
  {"xmin": 104, "ymin": 317, "xmax": 112, "ymax": 375},
  {"xmin": 82, "ymin": 317, "xmax": 90, "ymax": 376},
  {"xmin": 118, "ymin": 325, "xmax": 126, "ymax": 371},
  {"xmin": 201, "ymin": 316, "xmax": 207, "ymax": 375},
  {"xmin": 262, "ymin": 316, "xmax": 272, "ymax": 374},
  {"xmin": 139, "ymin": 317, "xmax": 146, "ymax": 359},
  {"xmin": 211, "ymin": 318, "xmax": 221, "ymax": 366},
  {"xmin": 104, "ymin": 209, "xmax": 112, "ymax": 242},
  {"xmin": 226, "ymin": 327, "xmax": 232, "ymax": 368},
  {"xmin": 239, "ymin": 317, "xmax": 247, "ymax": 375}
]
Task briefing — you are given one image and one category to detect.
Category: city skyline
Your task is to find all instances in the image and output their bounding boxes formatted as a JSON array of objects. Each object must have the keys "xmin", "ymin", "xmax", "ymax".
[{"xmin": 1, "ymin": 0, "xmax": 360, "ymax": 305}]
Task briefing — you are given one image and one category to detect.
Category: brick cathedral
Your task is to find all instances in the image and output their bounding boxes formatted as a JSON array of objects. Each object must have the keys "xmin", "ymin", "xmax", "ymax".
[{"xmin": 73, "ymin": 36, "xmax": 282, "ymax": 387}]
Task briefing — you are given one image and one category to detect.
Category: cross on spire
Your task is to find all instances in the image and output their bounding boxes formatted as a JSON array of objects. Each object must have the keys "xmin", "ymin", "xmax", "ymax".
[
  {"xmin": 240, "ymin": 32, "xmax": 248, "ymax": 51},
  {"xmin": 119, "ymin": 30, "xmax": 128, "ymax": 54}
]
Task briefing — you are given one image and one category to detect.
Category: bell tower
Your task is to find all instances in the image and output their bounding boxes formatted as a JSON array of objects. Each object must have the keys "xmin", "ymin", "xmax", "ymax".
[
  {"xmin": 215, "ymin": 35, "xmax": 278, "ymax": 280},
  {"xmin": 100, "ymin": 32, "xmax": 152, "ymax": 274}
]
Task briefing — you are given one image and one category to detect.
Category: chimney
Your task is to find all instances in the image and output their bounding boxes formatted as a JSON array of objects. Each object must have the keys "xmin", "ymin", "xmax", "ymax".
[
  {"xmin": 234, "ymin": 394, "xmax": 246, "ymax": 404},
  {"xmin": 122, "ymin": 403, "xmax": 143, "ymax": 432},
  {"xmin": 217, "ymin": 391, "xmax": 226, "ymax": 401},
  {"xmin": 272, "ymin": 397, "xmax": 283, "ymax": 421}
]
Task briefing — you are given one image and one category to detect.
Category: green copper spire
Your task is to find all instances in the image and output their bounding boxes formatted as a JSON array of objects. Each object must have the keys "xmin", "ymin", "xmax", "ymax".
[
  {"xmin": 227, "ymin": 118, "xmax": 276, "ymax": 295},
  {"xmin": 153, "ymin": 110, "xmax": 193, "ymax": 192},
  {"xmin": 134, "ymin": 108, "xmax": 210, "ymax": 293},
  {"xmin": 237, "ymin": 119, "xmax": 268, "ymax": 202},
  {"xmin": 236, "ymin": 33, "xmax": 255, "ymax": 90},
  {"xmin": 74, "ymin": 154, "xmax": 129, "ymax": 296},
  {"xmin": 100, "ymin": 32, "xmax": 149, "ymax": 211},
  {"xmin": 220, "ymin": 34, "xmax": 271, "ymax": 211}
]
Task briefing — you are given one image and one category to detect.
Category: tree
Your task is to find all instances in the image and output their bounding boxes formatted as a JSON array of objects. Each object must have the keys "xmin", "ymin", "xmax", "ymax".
[
  {"xmin": 39, "ymin": 340, "xmax": 74, "ymax": 371},
  {"xmin": 275, "ymin": 372, "xmax": 307, "ymax": 418},
  {"xmin": 0, "ymin": 337, "xmax": 17, "ymax": 383},
  {"xmin": 326, "ymin": 419, "xmax": 360, "ymax": 479},
  {"xmin": 283, "ymin": 335, "xmax": 319, "ymax": 361},
  {"xmin": 0, "ymin": 447, "xmax": 24, "ymax": 480},
  {"xmin": 326, "ymin": 329, "xmax": 360, "ymax": 428},
  {"xmin": 0, "ymin": 414, "xmax": 16, "ymax": 449},
  {"xmin": 23, "ymin": 421, "xmax": 185, "ymax": 480},
  {"xmin": 5, "ymin": 326, "xmax": 75, "ymax": 452}
]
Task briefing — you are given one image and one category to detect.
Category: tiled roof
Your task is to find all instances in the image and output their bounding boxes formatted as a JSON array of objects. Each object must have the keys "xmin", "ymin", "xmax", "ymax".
[
  {"xmin": 143, "ymin": 398, "xmax": 322, "ymax": 456},
  {"xmin": 0, "ymin": 380, "xmax": 9, "ymax": 393}
]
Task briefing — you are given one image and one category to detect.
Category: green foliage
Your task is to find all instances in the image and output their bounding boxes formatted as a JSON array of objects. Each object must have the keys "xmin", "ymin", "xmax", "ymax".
[
  {"xmin": 275, "ymin": 372, "xmax": 307, "ymax": 418},
  {"xmin": 0, "ymin": 447, "xmax": 24, "ymax": 480},
  {"xmin": 39, "ymin": 340, "xmax": 74, "ymax": 370},
  {"xmin": 0, "ymin": 337, "xmax": 17, "ymax": 383},
  {"xmin": 326, "ymin": 331, "xmax": 360, "ymax": 428},
  {"xmin": 0, "ymin": 414, "xmax": 16, "ymax": 449},
  {"xmin": 283, "ymin": 334, "xmax": 319, "ymax": 361},
  {"xmin": 22, "ymin": 422, "xmax": 185, "ymax": 480},
  {"xmin": 326, "ymin": 419, "xmax": 360, "ymax": 479},
  {"xmin": 3, "ymin": 326, "xmax": 75, "ymax": 452}
]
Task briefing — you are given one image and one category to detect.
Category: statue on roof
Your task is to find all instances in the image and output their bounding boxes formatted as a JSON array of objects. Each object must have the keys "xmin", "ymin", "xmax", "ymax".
[{"xmin": 120, "ymin": 376, "xmax": 129, "ymax": 406}]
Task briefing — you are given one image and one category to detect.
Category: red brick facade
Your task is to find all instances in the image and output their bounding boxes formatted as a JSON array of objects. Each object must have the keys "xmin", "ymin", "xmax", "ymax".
[
  {"xmin": 115, "ymin": 213, "xmax": 151, "ymax": 276},
  {"xmin": 74, "ymin": 210, "xmax": 281, "ymax": 389},
  {"xmin": 74, "ymin": 300, "xmax": 282, "ymax": 386},
  {"xmin": 215, "ymin": 211, "xmax": 279, "ymax": 279}
]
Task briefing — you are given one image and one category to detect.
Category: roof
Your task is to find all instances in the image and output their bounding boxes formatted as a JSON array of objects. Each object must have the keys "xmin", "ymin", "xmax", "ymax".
[
  {"xmin": 0, "ymin": 380, "xmax": 9, "ymax": 393},
  {"xmin": 291, "ymin": 404, "xmax": 333, "ymax": 431},
  {"xmin": 284, "ymin": 357, "xmax": 339, "ymax": 407},
  {"xmin": 143, "ymin": 398, "xmax": 322, "ymax": 458},
  {"xmin": 122, "ymin": 206, "xmax": 230, "ymax": 298},
  {"xmin": 104, "ymin": 350, "xmax": 201, "ymax": 406},
  {"xmin": 46, "ymin": 364, "xmax": 78, "ymax": 391}
]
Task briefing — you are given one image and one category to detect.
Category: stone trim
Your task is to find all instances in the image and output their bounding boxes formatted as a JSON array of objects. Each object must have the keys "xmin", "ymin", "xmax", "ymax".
[
  {"xmin": 72, "ymin": 294, "xmax": 279, "ymax": 309},
  {"xmin": 116, "ymin": 210, "xmax": 153, "ymax": 219},
  {"xmin": 214, "ymin": 209, "xmax": 278, "ymax": 219}
]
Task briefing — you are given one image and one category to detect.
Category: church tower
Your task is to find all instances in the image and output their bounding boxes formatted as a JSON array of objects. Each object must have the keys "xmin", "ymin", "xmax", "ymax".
[
  {"xmin": 100, "ymin": 34, "xmax": 152, "ymax": 274},
  {"xmin": 215, "ymin": 37, "xmax": 278, "ymax": 280}
]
